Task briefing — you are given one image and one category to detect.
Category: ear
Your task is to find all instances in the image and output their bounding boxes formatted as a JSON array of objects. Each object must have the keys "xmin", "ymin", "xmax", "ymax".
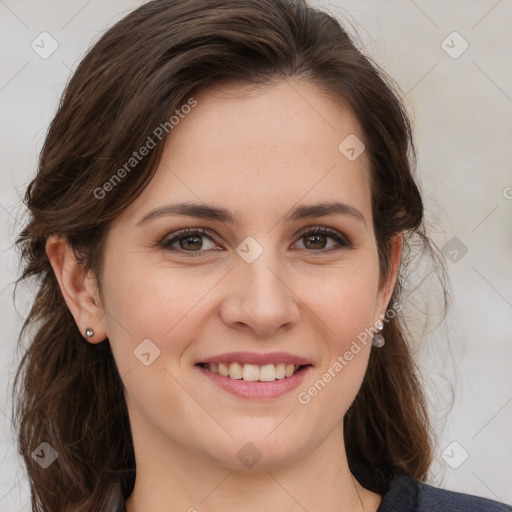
[
  {"xmin": 375, "ymin": 232, "xmax": 403, "ymax": 322},
  {"xmin": 46, "ymin": 235, "xmax": 107, "ymax": 343}
]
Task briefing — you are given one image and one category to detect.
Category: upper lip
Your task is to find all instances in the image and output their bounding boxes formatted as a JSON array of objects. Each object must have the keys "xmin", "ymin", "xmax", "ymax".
[{"xmin": 197, "ymin": 351, "xmax": 313, "ymax": 366}]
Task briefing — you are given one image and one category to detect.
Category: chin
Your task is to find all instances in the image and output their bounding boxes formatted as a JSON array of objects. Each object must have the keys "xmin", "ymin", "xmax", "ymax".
[{"xmin": 198, "ymin": 424, "xmax": 315, "ymax": 472}]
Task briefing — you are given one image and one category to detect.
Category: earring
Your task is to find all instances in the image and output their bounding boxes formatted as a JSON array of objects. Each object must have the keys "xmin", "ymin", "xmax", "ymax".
[
  {"xmin": 372, "ymin": 320, "xmax": 385, "ymax": 348},
  {"xmin": 85, "ymin": 327, "xmax": 94, "ymax": 339}
]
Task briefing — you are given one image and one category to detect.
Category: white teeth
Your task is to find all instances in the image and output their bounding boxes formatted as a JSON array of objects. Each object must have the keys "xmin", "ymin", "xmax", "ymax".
[
  {"xmin": 275, "ymin": 363, "xmax": 286, "ymax": 379},
  {"xmin": 285, "ymin": 363, "xmax": 295, "ymax": 377},
  {"xmin": 259, "ymin": 364, "xmax": 276, "ymax": 382},
  {"xmin": 218, "ymin": 363, "xmax": 229, "ymax": 377},
  {"xmin": 243, "ymin": 364, "xmax": 260, "ymax": 382},
  {"xmin": 205, "ymin": 362, "xmax": 302, "ymax": 381},
  {"xmin": 229, "ymin": 362, "xmax": 243, "ymax": 379}
]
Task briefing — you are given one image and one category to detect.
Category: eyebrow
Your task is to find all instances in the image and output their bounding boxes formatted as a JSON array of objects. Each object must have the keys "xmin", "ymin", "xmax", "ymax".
[{"xmin": 136, "ymin": 201, "xmax": 366, "ymax": 227}]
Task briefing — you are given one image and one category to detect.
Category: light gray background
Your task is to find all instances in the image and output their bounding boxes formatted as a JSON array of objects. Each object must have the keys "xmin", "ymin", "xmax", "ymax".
[{"xmin": 1, "ymin": 0, "xmax": 511, "ymax": 509}]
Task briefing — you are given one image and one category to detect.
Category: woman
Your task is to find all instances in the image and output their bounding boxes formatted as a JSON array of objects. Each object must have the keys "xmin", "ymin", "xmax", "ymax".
[{"xmin": 12, "ymin": 0, "xmax": 511, "ymax": 511}]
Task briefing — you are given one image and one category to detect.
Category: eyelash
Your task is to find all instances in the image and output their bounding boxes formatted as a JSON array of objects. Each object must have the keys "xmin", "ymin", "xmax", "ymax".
[{"xmin": 159, "ymin": 226, "xmax": 352, "ymax": 257}]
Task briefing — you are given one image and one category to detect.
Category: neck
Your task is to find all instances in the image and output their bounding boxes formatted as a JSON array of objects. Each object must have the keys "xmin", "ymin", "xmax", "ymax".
[{"xmin": 124, "ymin": 418, "xmax": 382, "ymax": 512}]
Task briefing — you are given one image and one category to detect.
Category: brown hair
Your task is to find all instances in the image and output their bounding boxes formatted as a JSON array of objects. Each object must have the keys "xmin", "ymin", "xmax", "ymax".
[{"xmin": 13, "ymin": 0, "xmax": 446, "ymax": 510}]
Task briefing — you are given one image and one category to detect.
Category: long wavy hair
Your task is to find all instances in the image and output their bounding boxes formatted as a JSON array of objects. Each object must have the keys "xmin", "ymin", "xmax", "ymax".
[{"xmin": 13, "ymin": 0, "xmax": 446, "ymax": 510}]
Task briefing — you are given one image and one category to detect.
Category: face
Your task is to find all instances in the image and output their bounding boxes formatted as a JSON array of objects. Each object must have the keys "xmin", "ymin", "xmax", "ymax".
[{"xmin": 97, "ymin": 80, "xmax": 398, "ymax": 470}]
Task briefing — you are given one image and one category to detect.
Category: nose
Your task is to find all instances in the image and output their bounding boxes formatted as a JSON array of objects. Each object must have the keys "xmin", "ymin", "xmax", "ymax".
[{"xmin": 220, "ymin": 250, "xmax": 301, "ymax": 337}]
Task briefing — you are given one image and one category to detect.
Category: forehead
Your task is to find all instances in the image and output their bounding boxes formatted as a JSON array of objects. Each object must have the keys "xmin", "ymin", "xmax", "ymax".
[
  {"xmin": 171, "ymin": 79, "xmax": 365, "ymax": 161},
  {"xmin": 119, "ymin": 79, "xmax": 372, "ymax": 228}
]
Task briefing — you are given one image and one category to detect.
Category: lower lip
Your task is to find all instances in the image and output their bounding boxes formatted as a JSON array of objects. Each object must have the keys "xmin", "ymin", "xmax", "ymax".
[{"xmin": 196, "ymin": 365, "xmax": 313, "ymax": 399}]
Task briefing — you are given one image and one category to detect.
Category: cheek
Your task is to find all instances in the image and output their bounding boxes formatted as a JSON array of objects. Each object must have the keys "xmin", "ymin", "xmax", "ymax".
[
  {"xmin": 302, "ymin": 255, "xmax": 381, "ymax": 346},
  {"xmin": 295, "ymin": 255, "xmax": 380, "ymax": 408},
  {"xmin": 102, "ymin": 253, "xmax": 220, "ymax": 339},
  {"xmin": 99, "ymin": 258, "xmax": 220, "ymax": 443},
  {"xmin": 98, "ymin": 252, "xmax": 201, "ymax": 381}
]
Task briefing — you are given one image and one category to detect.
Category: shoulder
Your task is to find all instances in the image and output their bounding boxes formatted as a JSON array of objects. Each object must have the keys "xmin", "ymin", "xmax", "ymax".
[{"xmin": 378, "ymin": 475, "xmax": 512, "ymax": 512}]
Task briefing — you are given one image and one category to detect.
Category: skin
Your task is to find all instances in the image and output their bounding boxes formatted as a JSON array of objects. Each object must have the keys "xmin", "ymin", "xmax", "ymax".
[{"xmin": 47, "ymin": 79, "xmax": 402, "ymax": 512}]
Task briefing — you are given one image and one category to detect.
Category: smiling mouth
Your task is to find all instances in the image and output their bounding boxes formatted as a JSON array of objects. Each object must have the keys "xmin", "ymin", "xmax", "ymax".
[{"xmin": 196, "ymin": 362, "xmax": 310, "ymax": 382}]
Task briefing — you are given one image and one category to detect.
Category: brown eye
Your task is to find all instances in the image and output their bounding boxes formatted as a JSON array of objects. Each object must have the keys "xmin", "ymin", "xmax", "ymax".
[
  {"xmin": 161, "ymin": 228, "xmax": 218, "ymax": 255},
  {"xmin": 303, "ymin": 233, "xmax": 329, "ymax": 250},
  {"xmin": 178, "ymin": 234, "xmax": 203, "ymax": 251},
  {"xmin": 295, "ymin": 227, "xmax": 351, "ymax": 252}
]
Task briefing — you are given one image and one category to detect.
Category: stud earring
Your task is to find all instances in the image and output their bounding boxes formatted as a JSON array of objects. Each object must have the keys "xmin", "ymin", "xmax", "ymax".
[
  {"xmin": 372, "ymin": 319, "xmax": 385, "ymax": 348},
  {"xmin": 85, "ymin": 327, "xmax": 94, "ymax": 339}
]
